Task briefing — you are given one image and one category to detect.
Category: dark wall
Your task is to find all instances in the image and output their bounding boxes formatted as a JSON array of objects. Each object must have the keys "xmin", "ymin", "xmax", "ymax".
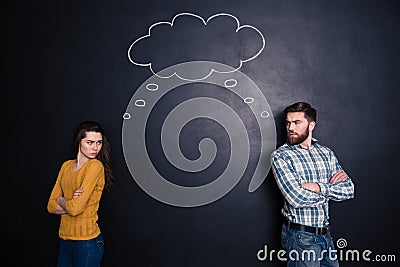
[{"xmin": 3, "ymin": 0, "xmax": 399, "ymax": 266}]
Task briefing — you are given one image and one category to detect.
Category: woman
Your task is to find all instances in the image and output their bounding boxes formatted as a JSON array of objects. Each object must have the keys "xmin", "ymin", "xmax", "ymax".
[{"xmin": 47, "ymin": 121, "xmax": 113, "ymax": 267}]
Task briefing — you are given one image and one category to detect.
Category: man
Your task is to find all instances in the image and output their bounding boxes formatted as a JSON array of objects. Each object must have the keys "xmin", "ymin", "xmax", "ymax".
[{"xmin": 271, "ymin": 102, "xmax": 355, "ymax": 266}]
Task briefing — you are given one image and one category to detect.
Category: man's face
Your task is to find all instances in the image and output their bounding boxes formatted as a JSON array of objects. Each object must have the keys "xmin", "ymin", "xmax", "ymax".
[{"xmin": 285, "ymin": 112, "xmax": 313, "ymax": 146}]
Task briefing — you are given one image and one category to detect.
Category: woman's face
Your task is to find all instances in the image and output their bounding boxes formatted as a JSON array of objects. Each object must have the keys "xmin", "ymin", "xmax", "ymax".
[{"xmin": 79, "ymin": 131, "xmax": 103, "ymax": 159}]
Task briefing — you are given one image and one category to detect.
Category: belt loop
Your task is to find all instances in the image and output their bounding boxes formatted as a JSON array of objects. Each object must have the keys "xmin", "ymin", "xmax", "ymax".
[
  {"xmin": 315, "ymin": 226, "xmax": 318, "ymax": 235},
  {"xmin": 288, "ymin": 220, "xmax": 291, "ymax": 229}
]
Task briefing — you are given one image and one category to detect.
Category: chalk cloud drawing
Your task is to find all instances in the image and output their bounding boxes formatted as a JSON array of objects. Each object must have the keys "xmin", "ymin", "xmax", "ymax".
[
  {"xmin": 128, "ymin": 12, "xmax": 265, "ymax": 81},
  {"xmin": 122, "ymin": 13, "xmax": 276, "ymax": 207}
]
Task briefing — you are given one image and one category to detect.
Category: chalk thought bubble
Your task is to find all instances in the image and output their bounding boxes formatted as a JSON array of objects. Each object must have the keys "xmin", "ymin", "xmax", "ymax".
[{"xmin": 128, "ymin": 13, "xmax": 266, "ymax": 81}]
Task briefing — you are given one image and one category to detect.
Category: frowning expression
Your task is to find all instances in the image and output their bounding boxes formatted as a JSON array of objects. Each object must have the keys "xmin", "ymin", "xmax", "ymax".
[
  {"xmin": 286, "ymin": 112, "xmax": 314, "ymax": 146},
  {"xmin": 79, "ymin": 131, "xmax": 103, "ymax": 159}
]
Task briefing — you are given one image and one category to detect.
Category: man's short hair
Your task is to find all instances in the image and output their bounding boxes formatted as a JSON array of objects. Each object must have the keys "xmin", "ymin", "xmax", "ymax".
[{"xmin": 284, "ymin": 102, "xmax": 317, "ymax": 122}]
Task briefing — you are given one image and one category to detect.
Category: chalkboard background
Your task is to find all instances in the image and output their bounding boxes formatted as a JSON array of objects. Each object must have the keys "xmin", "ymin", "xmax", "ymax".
[{"xmin": 3, "ymin": 0, "xmax": 399, "ymax": 266}]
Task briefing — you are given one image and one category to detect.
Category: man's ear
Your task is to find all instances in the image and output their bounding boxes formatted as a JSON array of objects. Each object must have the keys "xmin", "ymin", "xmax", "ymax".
[{"xmin": 309, "ymin": 121, "xmax": 316, "ymax": 131}]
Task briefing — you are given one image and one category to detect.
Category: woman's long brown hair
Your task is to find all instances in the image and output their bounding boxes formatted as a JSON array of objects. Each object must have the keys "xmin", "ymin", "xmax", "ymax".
[{"xmin": 72, "ymin": 121, "xmax": 114, "ymax": 193}]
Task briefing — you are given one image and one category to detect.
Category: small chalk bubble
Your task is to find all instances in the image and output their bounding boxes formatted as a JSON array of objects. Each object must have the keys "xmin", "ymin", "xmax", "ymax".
[
  {"xmin": 146, "ymin": 83, "xmax": 159, "ymax": 91},
  {"xmin": 244, "ymin": 97, "xmax": 254, "ymax": 104},
  {"xmin": 261, "ymin": 111, "xmax": 270, "ymax": 118},
  {"xmin": 224, "ymin": 79, "xmax": 237, "ymax": 88},
  {"xmin": 123, "ymin": 113, "xmax": 131, "ymax": 120},
  {"xmin": 135, "ymin": 99, "xmax": 146, "ymax": 107}
]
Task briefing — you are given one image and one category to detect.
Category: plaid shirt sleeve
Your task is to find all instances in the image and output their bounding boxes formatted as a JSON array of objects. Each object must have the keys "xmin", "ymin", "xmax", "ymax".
[
  {"xmin": 317, "ymin": 150, "xmax": 355, "ymax": 201},
  {"xmin": 272, "ymin": 153, "xmax": 327, "ymax": 208}
]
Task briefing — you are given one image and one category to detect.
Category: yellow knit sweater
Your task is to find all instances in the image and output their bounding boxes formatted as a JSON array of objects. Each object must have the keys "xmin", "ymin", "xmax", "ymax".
[{"xmin": 47, "ymin": 159, "xmax": 105, "ymax": 240}]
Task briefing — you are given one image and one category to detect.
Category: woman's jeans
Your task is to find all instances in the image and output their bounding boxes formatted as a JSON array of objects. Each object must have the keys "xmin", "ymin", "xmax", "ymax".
[
  {"xmin": 57, "ymin": 234, "xmax": 104, "ymax": 267},
  {"xmin": 281, "ymin": 224, "xmax": 339, "ymax": 267}
]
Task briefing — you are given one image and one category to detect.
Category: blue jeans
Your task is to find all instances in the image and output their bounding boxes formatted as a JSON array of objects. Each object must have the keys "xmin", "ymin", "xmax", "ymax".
[
  {"xmin": 281, "ymin": 224, "xmax": 339, "ymax": 267},
  {"xmin": 57, "ymin": 234, "xmax": 104, "ymax": 267}
]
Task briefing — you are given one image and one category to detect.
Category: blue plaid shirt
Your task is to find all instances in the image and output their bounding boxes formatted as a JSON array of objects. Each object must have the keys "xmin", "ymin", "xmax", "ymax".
[{"xmin": 271, "ymin": 139, "xmax": 355, "ymax": 227}]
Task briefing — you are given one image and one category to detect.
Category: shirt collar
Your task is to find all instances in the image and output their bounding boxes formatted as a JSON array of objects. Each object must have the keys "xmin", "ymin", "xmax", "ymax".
[{"xmin": 287, "ymin": 138, "xmax": 318, "ymax": 150}]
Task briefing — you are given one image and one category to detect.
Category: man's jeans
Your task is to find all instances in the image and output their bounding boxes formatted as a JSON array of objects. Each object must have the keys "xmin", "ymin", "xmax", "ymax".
[
  {"xmin": 57, "ymin": 234, "xmax": 104, "ymax": 267},
  {"xmin": 281, "ymin": 224, "xmax": 339, "ymax": 267}
]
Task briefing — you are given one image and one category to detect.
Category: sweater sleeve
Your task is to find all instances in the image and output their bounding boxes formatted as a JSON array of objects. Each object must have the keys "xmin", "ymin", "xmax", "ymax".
[
  {"xmin": 47, "ymin": 162, "xmax": 67, "ymax": 214},
  {"xmin": 65, "ymin": 160, "xmax": 104, "ymax": 216}
]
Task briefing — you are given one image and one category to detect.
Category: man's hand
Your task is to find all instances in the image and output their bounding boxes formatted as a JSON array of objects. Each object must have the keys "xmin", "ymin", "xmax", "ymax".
[
  {"xmin": 73, "ymin": 188, "xmax": 84, "ymax": 198},
  {"xmin": 302, "ymin": 182, "xmax": 321, "ymax": 193},
  {"xmin": 330, "ymin": 171, "xmax": 348, "ymax": 183}
]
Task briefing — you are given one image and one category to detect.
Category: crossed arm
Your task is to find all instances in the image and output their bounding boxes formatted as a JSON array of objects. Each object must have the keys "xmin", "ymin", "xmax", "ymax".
[
  {"xmin": 272, "ymin": 153, "xmax": 355, "ymax": 208},
  {"xmin": 302, "ymin": 171, "xmax": 348, "ymax": 192},
  {"xmin": 55, "ymin": 189, "xmax": 84, "ymax": 214},
  {"xmin": 48, "ymin": 160, "xmax": 104, "ymax": 216}
]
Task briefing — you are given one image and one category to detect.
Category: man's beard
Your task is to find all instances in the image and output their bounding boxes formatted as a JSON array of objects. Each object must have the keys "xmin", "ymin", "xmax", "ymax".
[{"xmin": 287, "ymin": 126, "xmax": 310, "ymax": 145}]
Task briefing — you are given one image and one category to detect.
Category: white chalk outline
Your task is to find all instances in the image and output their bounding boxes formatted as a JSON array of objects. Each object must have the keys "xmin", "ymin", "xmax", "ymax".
[
  {"xmin": 127, "ymin": 12, "xmax": 266, "ymax": 81},
  {"xmin": 134, "ymin": 99, "xmax": 146, "ymax": 107},
  {"xmin": 260, "ymin": 111, "xmax": 270, "ymax": 118},
  {"xmin": 224, "ymin": 79, "xmax": 238, "ymax": 88},
  {"xmin": 146, "ymin": 83, "xmax": 159, "ymax": 91},
  {"xmin": 244, "ymin": 97, "xmax": 255, "ymax": 104},
  {"xmin": 123, "ymin": 113, "xmax": 131, "ymax": 120}
]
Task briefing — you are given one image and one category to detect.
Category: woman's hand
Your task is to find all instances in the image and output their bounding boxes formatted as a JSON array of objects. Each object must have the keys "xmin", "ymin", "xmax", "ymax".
[
  {"xmin": 55, "ymin": 204, "xmax": 67, "ymax": 214},
  {"xmin": 73, "ymin": 188, "xmax": 84, "ymax": 198}
]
